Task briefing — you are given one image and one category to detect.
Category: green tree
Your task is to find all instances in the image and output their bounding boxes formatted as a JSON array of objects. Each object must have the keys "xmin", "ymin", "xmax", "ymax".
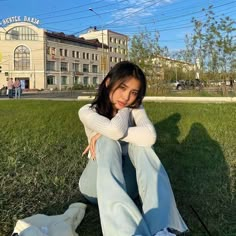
[
  {"xmin": 186, "ymin": 5, "xmax": 236, "ymax": 81},
  {"xmin": 129, "ymin": 30, "xmax": 170, "ymax": 95}
]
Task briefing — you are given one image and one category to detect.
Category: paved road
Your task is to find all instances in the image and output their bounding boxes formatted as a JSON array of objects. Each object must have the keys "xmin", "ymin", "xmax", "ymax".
[{"xmin": 0, "ymin": 90, "xmax": 95, "ymax": 100}]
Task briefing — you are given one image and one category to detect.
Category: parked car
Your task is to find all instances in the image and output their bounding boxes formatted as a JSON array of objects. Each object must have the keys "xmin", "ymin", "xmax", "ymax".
[
  {"xmin": 172, "ymin": 79, "xmax": 203, "ymax": 90},
  {"xmin": 185, "ymin": 79, "xmax": 203, "ymax": 89},
  {"xmin": 171, "ymin": 80, "xmax": 185, "ymax": 90}
]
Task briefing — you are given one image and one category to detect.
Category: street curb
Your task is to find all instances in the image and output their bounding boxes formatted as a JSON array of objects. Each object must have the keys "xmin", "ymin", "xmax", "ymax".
[{"xmin": 77, "ymin": 96, "xmax": 236, "ymax": 103}]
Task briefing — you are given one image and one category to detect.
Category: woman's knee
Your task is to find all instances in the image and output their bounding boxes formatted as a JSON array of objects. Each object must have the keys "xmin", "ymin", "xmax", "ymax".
[
  {"xmin": 96, "ymin": 136, "xmax": 123, "ymax": 169},
  {"xmin": 96, "ymin": 136, "xmax": 121, "ymax": 158},
  {"xmin": 96, "ymin": 136, "xmax": 121, "ymax": 151}
]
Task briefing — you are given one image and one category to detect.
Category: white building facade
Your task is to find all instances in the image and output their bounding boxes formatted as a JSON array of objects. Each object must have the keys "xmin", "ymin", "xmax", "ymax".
[
  {"xmin": 80, "ymin": 28, "xmax": 128, "ymax": 71},
  {"xmin": 0, "ymin": 17, "xmax": 128, "ymax": 90}
]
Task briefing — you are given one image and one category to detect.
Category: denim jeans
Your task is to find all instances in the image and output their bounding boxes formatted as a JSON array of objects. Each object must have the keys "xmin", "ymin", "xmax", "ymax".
[
  {"xmin": 15, "ymin": 87, "xmax": 21, "ymax": 99},
  {"xmin": 8, "ymin": 89, "xmax": 13, "ymax": 98},
  {"xmin": 79, "ymin": 136, "xmax": 188, "ymax": 236}
]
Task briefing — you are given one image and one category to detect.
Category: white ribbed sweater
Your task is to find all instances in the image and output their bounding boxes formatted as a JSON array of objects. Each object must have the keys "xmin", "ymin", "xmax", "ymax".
[{"xmin": 78, "ymin": 104, "xmax": 156, "ymax": 148}]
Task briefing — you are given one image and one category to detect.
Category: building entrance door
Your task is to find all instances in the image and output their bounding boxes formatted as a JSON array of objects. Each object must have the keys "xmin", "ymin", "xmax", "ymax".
[{"xmin": 15, "ymin": 77, "xmax": 30, "ymax": 89}]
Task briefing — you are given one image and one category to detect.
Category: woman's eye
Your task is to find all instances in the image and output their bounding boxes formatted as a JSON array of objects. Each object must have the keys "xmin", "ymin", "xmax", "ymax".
[
  {"xmin": 132, "ymin": 91, "xmax": 138, "ymax": 96},
  {"xmin": 119, "ymin": 85, "xmax": 126, "ymax": 90}
]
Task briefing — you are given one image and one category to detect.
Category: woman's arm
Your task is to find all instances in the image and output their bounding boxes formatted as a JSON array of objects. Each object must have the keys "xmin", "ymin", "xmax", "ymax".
[
  {"xmin": 78, "ymin": 104, "xmax": 130, "ymax": 140},
  {"xmin": 121, "ymin": 105, "xmax": 157, "ymax": 146}
]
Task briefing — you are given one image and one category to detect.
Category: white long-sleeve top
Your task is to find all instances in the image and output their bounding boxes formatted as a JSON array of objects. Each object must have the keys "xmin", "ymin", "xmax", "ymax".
[{"xmin": 78, "ymin": 104, "xmax": 156, "ymax": 151}]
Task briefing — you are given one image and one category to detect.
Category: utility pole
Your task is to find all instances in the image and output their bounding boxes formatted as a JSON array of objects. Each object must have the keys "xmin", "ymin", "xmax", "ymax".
[{"xmin": 89, "ymin": 8, "xmax": 105, "ymax": 80}]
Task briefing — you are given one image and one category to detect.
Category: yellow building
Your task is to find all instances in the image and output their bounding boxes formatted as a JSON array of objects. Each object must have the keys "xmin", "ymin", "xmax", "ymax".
[
  {"xmin": 80, "ymin": 27, "xmax": 128, "ymax": 71},
  {"xmin": 0, "ymin": 17, "xmax": 129, "ymax": 90}
]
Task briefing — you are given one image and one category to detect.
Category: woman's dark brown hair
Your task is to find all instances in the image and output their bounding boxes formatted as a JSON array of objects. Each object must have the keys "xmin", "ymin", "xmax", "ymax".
[{"xmin": 91, "ymin": 61, "xmax": 146, "ymax": 119}]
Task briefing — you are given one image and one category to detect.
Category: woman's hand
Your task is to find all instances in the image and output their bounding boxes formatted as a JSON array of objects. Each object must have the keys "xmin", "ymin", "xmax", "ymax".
[{"xmin": 82, "ymin": 133, "xmax": 101, "ymax": 160}]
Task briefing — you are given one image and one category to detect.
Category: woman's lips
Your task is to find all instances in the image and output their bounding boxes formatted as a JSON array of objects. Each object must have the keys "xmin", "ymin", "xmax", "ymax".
[{"xmin": 117, "ymin": 101, "xmax": 126, "ymax": 107}]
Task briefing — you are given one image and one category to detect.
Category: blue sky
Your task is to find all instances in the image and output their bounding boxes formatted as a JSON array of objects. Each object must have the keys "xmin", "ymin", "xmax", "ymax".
[{"xmin": 0, "ymin": 0, "xmax": 235, "ymax": 51}]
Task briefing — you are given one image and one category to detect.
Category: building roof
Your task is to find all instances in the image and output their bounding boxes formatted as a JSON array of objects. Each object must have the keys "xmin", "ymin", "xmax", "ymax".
[
  {"xmin": 45, "ymin": 31, "xmax": 108, "ymax": 49},
  {"xmin": 82, "ymin": 27, "xmax": 129, "ymax": 39}
]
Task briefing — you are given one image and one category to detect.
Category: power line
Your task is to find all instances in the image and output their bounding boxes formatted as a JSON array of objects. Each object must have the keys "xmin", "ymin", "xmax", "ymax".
[
  {"xmin": 41, "ymin": 0, "xmax": 235, "ymax": 37},
  {"xmin": 40, "ymin": 0, "xmax": 157, "ymax": 26},
  {"xmin": 39, "ymin": 0, "xmax": 129, "ymax": 21}
]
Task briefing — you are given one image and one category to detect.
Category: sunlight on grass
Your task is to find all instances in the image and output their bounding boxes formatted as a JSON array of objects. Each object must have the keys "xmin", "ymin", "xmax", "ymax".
[{"xmin": 0, "ymin": 100, "xmax": 235, "ymax": 236}]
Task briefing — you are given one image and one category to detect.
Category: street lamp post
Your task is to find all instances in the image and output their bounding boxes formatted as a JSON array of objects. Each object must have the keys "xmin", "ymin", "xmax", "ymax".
[{"xmin": 89, "ymin": 8, "xmax": 105, "ymax": 80}]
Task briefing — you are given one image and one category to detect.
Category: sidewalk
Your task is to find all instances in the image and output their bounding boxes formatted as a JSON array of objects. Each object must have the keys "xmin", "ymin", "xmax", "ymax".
[
  {"xmin": 77, "ymin": 96, "xmax": 236, "ymax": 103},
  {"xmin": 1, "ymin": 95, "xmax": 236, "ymax": 103}
]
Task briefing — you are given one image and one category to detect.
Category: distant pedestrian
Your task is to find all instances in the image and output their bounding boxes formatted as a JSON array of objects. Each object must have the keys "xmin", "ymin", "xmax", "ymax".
[
  {"xmin": 7, "ymin": 78, "xmax": 14, "ymax": 98},
  {"xmin": 14, "ymin": 78, "xmax": 21, "ymax": 99}
]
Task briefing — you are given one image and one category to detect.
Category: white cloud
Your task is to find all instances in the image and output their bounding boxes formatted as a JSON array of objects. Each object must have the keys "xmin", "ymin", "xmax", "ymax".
[{"xmin": 107, "ymin": 0, "xmax": 175, "ymax": 26}]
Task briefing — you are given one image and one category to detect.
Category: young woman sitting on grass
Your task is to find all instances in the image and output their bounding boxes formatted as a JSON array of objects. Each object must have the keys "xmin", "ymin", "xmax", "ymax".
[{"xmin": 78, "ymin": 61, "xmax": 188, "ymax": 236}]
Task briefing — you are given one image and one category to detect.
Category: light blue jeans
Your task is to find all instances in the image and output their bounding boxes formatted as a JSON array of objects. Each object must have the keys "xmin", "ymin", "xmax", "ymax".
[
  {"xmin": 79, "ymin": 136, "xmax": 188, "ymax": 236},
  {"xmin": 15, "ymin": 87, "xmax": 21, "ymax": 99}
]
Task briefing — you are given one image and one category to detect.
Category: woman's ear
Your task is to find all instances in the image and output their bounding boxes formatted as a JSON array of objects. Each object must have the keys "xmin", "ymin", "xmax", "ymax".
[{"xmin": 105, "ymin": 78, "xmax": 110, "ymax": 87}]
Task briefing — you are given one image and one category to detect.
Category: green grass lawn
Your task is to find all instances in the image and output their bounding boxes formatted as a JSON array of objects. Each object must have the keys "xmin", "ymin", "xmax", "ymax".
[{"xmin": 0, "ymin": 100, "xmax": 235, "ymax": 236}]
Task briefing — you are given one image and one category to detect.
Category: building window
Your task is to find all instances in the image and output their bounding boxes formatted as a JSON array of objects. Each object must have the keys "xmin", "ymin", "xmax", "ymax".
[
  {"xmin": 93, "ymin": 77, "xmax": 97, "ymax": 85},
  {"xmin": 47, "ymin": 47, "xmax": 56, "ymax": 55},
  {"xmin": 72, "ymin": 51, "xmax": 75, "ymax": 58},
  {"xmin": 61, "ymin": 76, "xmax": 67, "ymax": 85},
  {"xmin": 74, "ymin": 76, "xmax": 79, "ymax": 84},
  {"xmin": 72, "ymin": 63, "xmax": 80, "ymax": 72},
  {"xmin": 64, "ymin": 49, "xmax": 68, "ymax": 57},
  {"xmin": 92, "ymin": 54, "xmax": 95, "ymax": 60},
  {"xmin": 95, "ymin": 54, "xmax": 98, "ymax": 60},
  {"xmin": 14, "ymin": 45, "xmax": 30, "ymax": 71},
  {"xmin": 83, "ymin": 77, "xmax": 88, "ymax": 85},
  {"xmin": 47, "ymin": 75, "xmax": 55, "ymax": 85},
  {"xmin": 83, "ymin": 52, "xmax": 85, "ymax": 59},
  {"xmin": 61, "ymin": 62, "xmax": 68, "ymax": 71},
  {"xmin": 83, "ymin": 64, "xmax": 89, "ymax": 72},
  {"xmin": 86, "ymin": 53, "xmax": 89, "ymax": 60},
  {"xmin": 92, "ymin": 65, "xmax": 98, "ymax": 73},
  {"xmin": 51, "ymin": 47, "xmax": 56, "ymax": 55},
  {"xmin": 76, "ymin": 51, "xmax": 80, "ymax": 58},
  {"xmin": 46, "ymin": 61, "xmax": 55, "ymax": 71},
  {"xmin": 60, "ymin": 49, "xmax": 63, "ymax": 56},
  {"xmin": 6, "ymin": 26, "xmax": 38, "ymax": 40}
]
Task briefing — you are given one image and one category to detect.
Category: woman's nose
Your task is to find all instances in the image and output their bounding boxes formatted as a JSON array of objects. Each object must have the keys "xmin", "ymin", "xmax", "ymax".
[{"xmin": 122, "ymin": 91, "xmax": 130, "ymax": 101}]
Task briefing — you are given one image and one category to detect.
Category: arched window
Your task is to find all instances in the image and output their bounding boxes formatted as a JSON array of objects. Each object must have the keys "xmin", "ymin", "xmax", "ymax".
[
  {"xmin": 6, "ymin": 26, "xmax": 38, "ymax": 40},
  {"xmin": 14, "ymin": 45, "xmax": 30, "ymax": 71}
]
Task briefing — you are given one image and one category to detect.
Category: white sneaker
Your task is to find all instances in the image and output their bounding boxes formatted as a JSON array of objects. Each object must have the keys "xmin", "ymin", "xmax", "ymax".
[{"xmin": 153, "ymin": 228, "xmax": 176, "ymax": 236}]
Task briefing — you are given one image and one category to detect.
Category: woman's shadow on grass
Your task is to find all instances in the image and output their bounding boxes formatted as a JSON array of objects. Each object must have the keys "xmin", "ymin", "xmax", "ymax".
[
  {"xmin": 77, "ymin": 113, "xmax": 232, "ymax": 236},
  {"xmin": 151, "ymin": 114, "xmax": 231, "ymax": 235}
]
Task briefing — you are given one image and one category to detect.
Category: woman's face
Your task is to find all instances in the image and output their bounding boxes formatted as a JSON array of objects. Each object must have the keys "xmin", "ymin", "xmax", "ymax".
[{"xmin": 108, "ymin": 76, "xmax": 141, "ymax": 111}]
